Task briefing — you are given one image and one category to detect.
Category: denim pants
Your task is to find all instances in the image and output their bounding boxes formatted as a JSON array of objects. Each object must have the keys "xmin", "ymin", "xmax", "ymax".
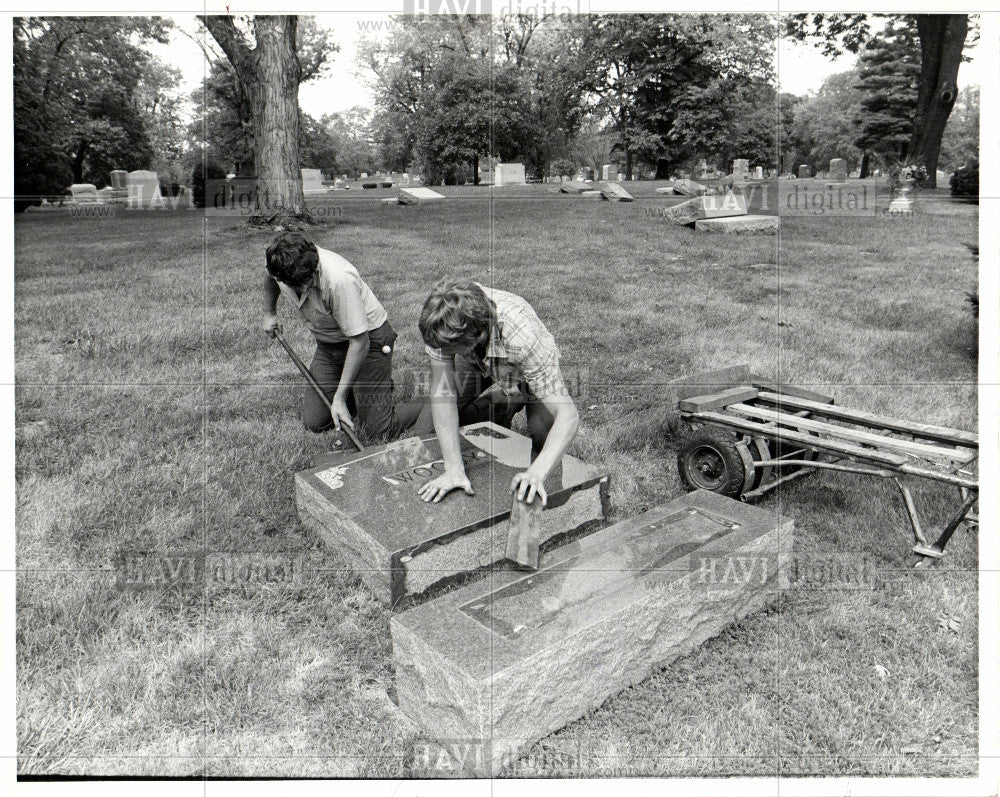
[
  {"xmin": 304, "ymin": 321, "xmax": 409, "ymax": 442},
  {"xmin": 407, "ymin": 353, "xmax": 554, "ymax": 456}
]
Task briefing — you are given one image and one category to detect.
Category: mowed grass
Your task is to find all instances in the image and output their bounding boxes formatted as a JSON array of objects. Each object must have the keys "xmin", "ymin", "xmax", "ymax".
[{"xmin": 15, "ymin": 185, "xmax": 979, "ymax": 777}]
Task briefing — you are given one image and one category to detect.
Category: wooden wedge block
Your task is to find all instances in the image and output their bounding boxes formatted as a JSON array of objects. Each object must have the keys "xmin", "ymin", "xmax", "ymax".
[{"xmin": 678, "ymin": 386, "xmax": 759, "ymax": 413}]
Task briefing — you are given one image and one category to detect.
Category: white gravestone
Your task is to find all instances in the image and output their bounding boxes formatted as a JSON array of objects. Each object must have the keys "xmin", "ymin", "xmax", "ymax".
[
  {"xmin": 301, "ymin": 168, "xmax": 326, "ymax": 194},
  {"xmin": 69, "ymin": 184, "xmax": 100, "ymax": 204},
  {"xmin": 494, "ymin": 163, "xmax": 526, "ymax": 186},
  {"xmin": 126, "ymin": 170, "xmax": 164, "ymax": 209}
]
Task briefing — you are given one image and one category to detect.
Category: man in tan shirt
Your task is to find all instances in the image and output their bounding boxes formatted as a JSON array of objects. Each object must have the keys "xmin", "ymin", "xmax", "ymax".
[{"xmin": 262, "ymin": 232, "xmax": 413, "ymax": 442}]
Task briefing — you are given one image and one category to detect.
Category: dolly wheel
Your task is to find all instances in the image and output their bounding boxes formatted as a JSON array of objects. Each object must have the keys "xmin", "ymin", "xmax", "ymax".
[{"xmin": 677, "ymin": 432, "xmax": 746, "ymax": 498}]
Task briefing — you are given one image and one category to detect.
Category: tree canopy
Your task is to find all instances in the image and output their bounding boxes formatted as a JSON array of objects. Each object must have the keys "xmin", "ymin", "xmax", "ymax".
[{"xmin": 14, "ymin": 16, "xmax": 173, "ymax": 205}]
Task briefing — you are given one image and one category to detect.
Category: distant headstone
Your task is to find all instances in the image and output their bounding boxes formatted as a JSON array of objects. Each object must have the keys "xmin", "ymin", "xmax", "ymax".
[
  {"xmin": 663, "ymin": 194, "xmax": 748, "ymax": 226},
  {"xmin": 126, "ymin": 170, "xmax": 163, "ymax": 209},
  {"xmin": 828, "ymin": 158, "xmax": 848, "ymax": 182},
  {"xmin": 753, "ymin": 166, "xmax": 764, "ymax": 179},
  {"xmin": 110, "ymin": 170, "xmax": 128, "ymax": 192},
  {"xmin": 695, "ymin": 158, "xmax": 709, "ymax": 178},
  {"xmin": 731, "ymin": 159, "xmax": 750, "ymax": 180},
  {"xmin": 936, "ymin": 169, "xmax": 949, "ymax": 185},
  {"xmin": 601, "ymin": 164, "xmax": 618, "ymax": 181},
  {"xmin": 599, "ymin": 181, "xmax": 633, "ymax": 202},
  {"xmin": 797, "ymin": 164, "xmax": 812, "ymax": 179},
  {"xmin": 672, "ymin": 178, "xmax": 710, "ymax": 198},
  {"xmin": 296, "ymin": 422, "xmax": 607, "ymax": 603},
  {"xmin": 494, "ymin": 163, "xmax": 526, "ymax": 186},
  {"xmin": 302, "ymin": 168, "xmax": 326, "ymax": 194},
  {"xmin": 173, "ymin": 186, "xmax": 194, "ymax": 209},
  {"xmin": 398, "ymin": 186, "xmax": 446, "ymax": 205},
  {"xmin": 68, "ymin": 184, "xmax": 100, "ymax": 204},
  {"xmin": 393, "ymin": 489, "xmax": 792, "ymax": 775},
  {"xmin": 361, "ymin": 172, "xmax": 368, "ymax": 179},
  {"xmin": 695, "ymin": 215, "xmax": 780, "ymax": 235}
]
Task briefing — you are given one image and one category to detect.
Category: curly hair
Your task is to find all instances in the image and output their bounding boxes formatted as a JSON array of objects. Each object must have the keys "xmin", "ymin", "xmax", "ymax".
[
  {"xmin": 418, "ymin": 280, "xmax": 496, "ymax": 351},
  {"xmin": 265, "ymin": 232, "xmax": 319, "ymax": 286}
]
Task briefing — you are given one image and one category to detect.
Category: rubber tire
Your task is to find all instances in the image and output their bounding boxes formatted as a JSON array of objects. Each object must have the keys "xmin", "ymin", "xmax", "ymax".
[{"xmin": 677, "ymin": 431, "xmax": 747, "ymax": 498}]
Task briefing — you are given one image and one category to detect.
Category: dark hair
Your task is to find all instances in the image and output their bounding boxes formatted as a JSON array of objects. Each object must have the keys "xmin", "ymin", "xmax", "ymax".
[
  {"xmin": 265, "ymin": 232, "xmax": 319, "ymax": 285},
  {"xmin": 419, "ymin": 280, "xmax": 496, "ymax": 350}
]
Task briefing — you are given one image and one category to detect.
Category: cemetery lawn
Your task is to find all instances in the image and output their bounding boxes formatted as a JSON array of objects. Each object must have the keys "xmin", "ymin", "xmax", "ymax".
[{"xmin": 15, "ymin": 184, "xmax": 978, "ymax": 777}]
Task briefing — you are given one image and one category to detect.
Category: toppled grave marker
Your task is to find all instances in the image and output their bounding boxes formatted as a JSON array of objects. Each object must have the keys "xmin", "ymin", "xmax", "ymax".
[
  {"xmin": 672, "ymin": 178, "xmax": 709, "ymax": 197},
  {"xmin": 559, "ymin": 181, "xmax": 590, "ymax": 194},
  {"xmin": 296, "ymin": 422, "xmax": 608, "ymax": 604},
  {"xmin": 581, "ymin": 190, "xmax": 603, "ymax": 199},
  {"xmin": 392, "ymin": 489, "xmax": 792, "ymax": 775},
  {"xmin": 695, "ymin": 215, "xmax": 780, "ymax": 234},
  {"xmin": 599, "ymin": 181, "xmax": 633, "ymax": 202},
  {"xmin": 399, "ymin": 186, "xmax": 446, "ymax": 205},
  {"xmin": 655, "ymin": 186, "xmax": 678, "ymax": 195},
  {"xmin": 663, "ymin": 194, "xmax": 747, "ymax": 226}
]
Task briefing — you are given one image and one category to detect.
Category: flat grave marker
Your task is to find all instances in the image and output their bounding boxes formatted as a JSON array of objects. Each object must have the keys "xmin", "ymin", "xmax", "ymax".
[
  {"xmin": 393, "ymin": 489, "xmax": 792, "ymax": 775},
  {"xmin": 695, "ymin": 215, "xmax": 780, "ymax": 235},
  {"xmin": 399, "ymin": 186, "xmax": 446, "ymax": 205}
]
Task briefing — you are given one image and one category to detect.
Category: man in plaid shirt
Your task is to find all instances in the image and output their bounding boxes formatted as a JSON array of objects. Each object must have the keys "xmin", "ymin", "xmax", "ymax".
[{"xmin": 412, "ymin": 280, "xmax": 580, "ymax": 506}]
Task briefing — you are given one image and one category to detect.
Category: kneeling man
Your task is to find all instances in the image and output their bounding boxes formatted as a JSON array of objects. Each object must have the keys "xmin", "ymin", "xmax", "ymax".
[
  {"xmin": 262, "ymin": 232, "xmax": 409, "ymax": 442},
  {"xmin": 414, "ymin": 280, "xmax": 580, "ymax": 506}
]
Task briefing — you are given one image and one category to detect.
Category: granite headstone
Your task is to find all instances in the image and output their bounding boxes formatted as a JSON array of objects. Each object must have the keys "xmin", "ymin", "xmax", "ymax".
[
  {"xmin": 393, "ymin": 489, "xmax": 792, "ymax": 775},
  {"xmin": 296, "ymin": 422, "xmax": 608, "ymax": 603}
]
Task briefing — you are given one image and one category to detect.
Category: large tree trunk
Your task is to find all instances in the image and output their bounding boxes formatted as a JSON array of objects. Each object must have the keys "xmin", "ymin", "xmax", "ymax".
[
  {"xmin": 203, "ymin": 15, "xmax": 310, "ymax": 226},
  {"xmin": 910, "ymin": 14, "xmax": 967, "ymax": 188},
  {"xmin": 859, "ymin": 150, "xmax": 871, "ymax": 179},
  {"xmin": 71, "ymin": 140, "xmax": 87, "ymax": 183},
  {"xmin": 250, "ymin": 17, "xmax": 304, "ymax": 221}
]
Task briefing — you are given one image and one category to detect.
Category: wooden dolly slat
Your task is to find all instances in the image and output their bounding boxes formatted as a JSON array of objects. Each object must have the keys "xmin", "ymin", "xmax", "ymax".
[
  {"xmin": 755, "ymin": 391, "xmax": 978, "ymax": 449},
  {"xmin": 726, "ymin": 403, "xmax": 973, "ymax": 463},
  {"xmin": 694, "ymin": 411, "xmax": 909, "ymax": 466},
  {"xmin": 693, "ymin": 411, "xmax": 978, "ymax": 490}
]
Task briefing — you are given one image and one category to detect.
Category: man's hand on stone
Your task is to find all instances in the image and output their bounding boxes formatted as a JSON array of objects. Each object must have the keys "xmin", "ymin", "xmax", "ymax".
[
  {"xmin": 330, "ymin": 395, "xmax": 355, "ymax": 432},
  {"xmin": 418, "ymin": 470, "xmax": 474, "ymax": 504},
  {"xmin": 263, "ymin": 314, "xmax": 281, "ymax": 338},
  {"xmin": 510, "ymin": 466, "xmax": 548, "ymax": 507}
]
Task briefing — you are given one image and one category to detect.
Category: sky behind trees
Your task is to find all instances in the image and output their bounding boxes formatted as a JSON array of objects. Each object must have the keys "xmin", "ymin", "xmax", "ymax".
[{"xmin": 152, "ymin": 13, "xmax": 981, "ymax": 127}]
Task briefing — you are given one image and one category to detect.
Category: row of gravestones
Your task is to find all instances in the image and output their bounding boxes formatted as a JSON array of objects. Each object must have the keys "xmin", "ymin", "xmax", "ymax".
[{"xmin": 66, "ymin": 170, "xmax": 193, "ymax": 210}]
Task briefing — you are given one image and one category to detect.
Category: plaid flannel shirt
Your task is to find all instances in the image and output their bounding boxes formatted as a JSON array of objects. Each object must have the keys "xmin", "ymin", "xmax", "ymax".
[{"xmin": 424, "ymin": 285, "xmax": 567, "ymax": 400}]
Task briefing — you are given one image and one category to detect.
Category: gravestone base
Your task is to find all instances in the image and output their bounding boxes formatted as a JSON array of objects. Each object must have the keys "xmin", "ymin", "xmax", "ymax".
[
  {"xmin": 695, "ymin": 215, "xmax": 780, "ymax": 234},
  {"xmin": 392, "ymin": 489, "xmax": 792, "ymax": 775},
  {"xmin": 295, "ymin": 422, "xmax": 608, "ymax": 604}
]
